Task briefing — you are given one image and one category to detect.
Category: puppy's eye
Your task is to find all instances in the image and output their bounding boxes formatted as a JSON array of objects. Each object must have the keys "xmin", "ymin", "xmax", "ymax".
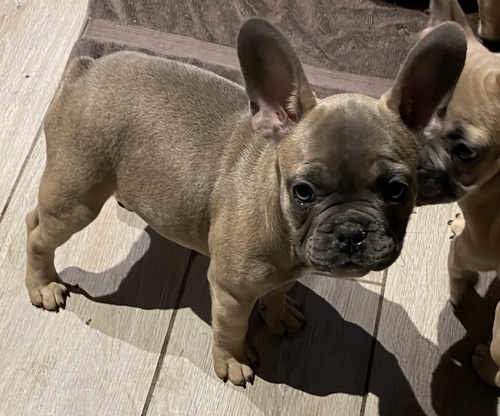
[
  {"xmin": 385, "ymin": 181, "xmax": 408, "ymax": 203},
  {"xmin": 293, "ymin": 182, "xmax": 315, "ymax": 204},
  {"xmin": 452, "ymin": 143, "xmax": 477, "ymax": 162}
]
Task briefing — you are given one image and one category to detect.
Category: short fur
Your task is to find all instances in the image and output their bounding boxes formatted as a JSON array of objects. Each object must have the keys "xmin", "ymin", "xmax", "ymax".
[
  {"xmin": 417, "ymin": 0, "xmax": 500, "ymax": 387},
  {"xmin": 26, "ymin": 18, "xmax": 466, "ymax": 387}
]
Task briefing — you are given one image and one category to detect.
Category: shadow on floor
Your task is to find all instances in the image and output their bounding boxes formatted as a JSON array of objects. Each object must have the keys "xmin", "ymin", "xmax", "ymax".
[
  {"xmin": 60, "ymin": 226, "xmax": 498, "ymax": 415},
  {"xmin": 431, "ymin": 278, "xmax": 500, "ymax": 415}
]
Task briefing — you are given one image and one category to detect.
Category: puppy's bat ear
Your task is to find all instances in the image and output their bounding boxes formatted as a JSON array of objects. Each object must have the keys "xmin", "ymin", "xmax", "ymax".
[
  {"xmin": 383, "ymin": 22, "xmax": 467, "ymax": 135},
  {"xmin": 237, "ymin": 18, "xmax": 317, "ymax": 137}
]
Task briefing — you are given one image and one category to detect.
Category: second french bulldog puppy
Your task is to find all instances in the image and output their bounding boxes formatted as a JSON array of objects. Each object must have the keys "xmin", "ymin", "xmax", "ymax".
[{"xmin": 417, "ymin": 0, "xmax": 500, "ymax": 387}]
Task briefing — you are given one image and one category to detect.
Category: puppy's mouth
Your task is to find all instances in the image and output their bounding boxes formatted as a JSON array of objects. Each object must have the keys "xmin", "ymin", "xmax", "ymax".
[
  {"xmin": 416, "ymin": 167, "xmax": 461, "ymax": 206},
  {"xmin": 304, "ymin": 232, "xmax": 400, "ymax": 277}
]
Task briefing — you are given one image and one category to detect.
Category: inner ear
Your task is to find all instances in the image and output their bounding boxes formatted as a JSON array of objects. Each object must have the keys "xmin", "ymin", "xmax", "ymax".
[
  {"xmin": 247, "ymin": 48, "xmax": 299, "ymax": 126},
  {"xmin": 252, "ymin": 48, "xmax": 296, "ymax": 114},
  {"xmin": 399, "ymin": 63, "xmax": 448, "ymax": 129},
  {"xmin": 237, "ymin": 18, "xmax": 316, "ymax": 136}
]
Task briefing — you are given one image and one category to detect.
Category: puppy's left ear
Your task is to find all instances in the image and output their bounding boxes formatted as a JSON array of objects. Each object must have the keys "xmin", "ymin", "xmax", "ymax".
[
  {"xmin": 237, "ymin": 18, "xmax": 317, "ymax": 137},
  {"xmin": 383, "ymin": 22, "xmax": 467, "ymax": 135}
]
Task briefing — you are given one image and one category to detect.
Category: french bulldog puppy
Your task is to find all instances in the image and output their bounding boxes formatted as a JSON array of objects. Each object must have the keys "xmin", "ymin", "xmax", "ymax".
[
  {"xmin": 25, "ymin": 18, "xmax": 466, "ymax": 387},
  {"xmin": 417, "ymin": 0, "xmax": 500, "ymax": 387}
]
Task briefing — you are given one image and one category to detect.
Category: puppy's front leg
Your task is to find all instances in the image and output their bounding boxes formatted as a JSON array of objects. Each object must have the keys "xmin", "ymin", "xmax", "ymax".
[
  {"xmin": 259, "ymin": 282, "xmax": 306, "ymax": 336},
  {"xmin": 472, "ymin": 301, "xmax": 500, "ymax": 387},
  {"xmin": 208, "ymin": 265, "xmax": 258, "ymax": 387},
  {"xmin": 448, "ymin": 234, "xmax": 479, "ymax": 305}
]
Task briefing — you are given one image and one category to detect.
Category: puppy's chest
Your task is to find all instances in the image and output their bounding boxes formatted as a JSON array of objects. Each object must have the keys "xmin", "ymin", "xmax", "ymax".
[{"xmin": 464, "ymin": 216, "xmax": 500, "ymax": 265}]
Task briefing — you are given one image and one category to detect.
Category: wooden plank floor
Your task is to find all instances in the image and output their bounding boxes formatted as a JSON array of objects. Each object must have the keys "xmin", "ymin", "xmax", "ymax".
[
  {"xmin": 1, "ymin": 2, "xmax": 498, "ymax": 416},
  {"xmin": 0, "ymin": 0, "xmax": 87, "ymax": 217},
  {"xmin": 146, "ymin": 256, "xmax": 382, "ymax": 415}
]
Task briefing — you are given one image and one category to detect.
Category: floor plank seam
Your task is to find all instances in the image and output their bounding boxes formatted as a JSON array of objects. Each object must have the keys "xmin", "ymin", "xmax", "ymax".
[
  {"xmin": 79, "ymin": 15, "xmax": 91, "ymax": 40},
  {"xmin": 0, "ymin": 125, "xmax": 43, "ymax": 225},
  {"xmin": 140, "ymin": 249, "xmax": 197, "ymax": 416},
  {"xmin": 359, "ymin": 268, "xmax": 388, "ymax": 416}
]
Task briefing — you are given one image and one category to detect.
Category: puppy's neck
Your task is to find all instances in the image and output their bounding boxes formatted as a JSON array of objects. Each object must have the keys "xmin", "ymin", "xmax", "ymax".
[{"xmin": 461, "ymin": 167, "xmax": 500, "ymax": 206}]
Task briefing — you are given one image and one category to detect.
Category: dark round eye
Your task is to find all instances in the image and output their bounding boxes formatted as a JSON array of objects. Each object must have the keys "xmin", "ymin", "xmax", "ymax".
[
  {"xmin": 293, "ymin": 182, "xmax": 315, "ymax": 204},
  {"xmin": 385, "ymin": 181, "xmax": 408, "ymax": 202},
  {"xmin": 452, "ymin": 143, "xmax": 477, "ymax": 162}
]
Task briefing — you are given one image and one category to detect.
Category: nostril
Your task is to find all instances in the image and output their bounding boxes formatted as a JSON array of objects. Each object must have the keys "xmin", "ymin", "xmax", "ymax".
[
  {"xmin": 352, "ymin": 231, "xmax": 366, "ymax": 246},
  {"xmin": 335, "ymin": 227, "xmax": 367, "ymax": 252},
  {"xmin": 336, "ymin": 234, "xmax": 348, "ymax": 250}
]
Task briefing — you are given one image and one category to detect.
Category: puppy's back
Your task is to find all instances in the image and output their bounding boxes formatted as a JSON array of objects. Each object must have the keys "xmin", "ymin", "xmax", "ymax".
[{"xmin": 41, "ymin": 52, "xmax": 252, "ymax": 250}]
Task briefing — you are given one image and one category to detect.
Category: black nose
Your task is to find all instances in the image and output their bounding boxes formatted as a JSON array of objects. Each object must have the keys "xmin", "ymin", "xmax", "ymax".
[{"xmin": 334, "ymin": 225, "xmax": 367, "ymax": 253}]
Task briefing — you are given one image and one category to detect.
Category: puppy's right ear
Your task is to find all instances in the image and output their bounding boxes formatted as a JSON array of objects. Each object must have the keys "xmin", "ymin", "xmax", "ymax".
[
  {"xmin": 383, "ymin": 22, "xmax": 467, "ymax": 136},
  {"xmin": 237, "ymin": 18, "xmax": 317, "ymax": 137}
]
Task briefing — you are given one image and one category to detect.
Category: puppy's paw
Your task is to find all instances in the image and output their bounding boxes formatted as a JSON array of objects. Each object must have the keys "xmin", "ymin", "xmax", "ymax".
[
  {"xmin": 472, "ymin": 343, "xmax": 500, "ymax": 388},
  {"xmin": 28, "ymin": 281, "xmax": 69, "ymax": 311},
  {"xmin": 212, "ymin": 345, "xmax": 256, "ymax": 388},
  {"xmin": 448, "ymin": 213, "xmax": 465, "ymax": 239},
  {"xmin": 259, "ymin": 295, "xmax": 306, "ymax": 337}
]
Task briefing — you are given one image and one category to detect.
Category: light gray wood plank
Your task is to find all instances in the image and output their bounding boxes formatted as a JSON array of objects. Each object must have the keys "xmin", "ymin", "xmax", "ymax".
[
  {"xmin": 59, "ymin": 207, "xmax": 193, "ymax": 354},
  {"xmin": 0, "ymin": 0, "xmax": 87, "ymax": 216},
  {"xmin": 364, "ymin": 205, "xmax": 500, "ymax": 416},
  {"xmin": 355, "ymin": 271, "xmax": 384, "ymax": 285},
  {"xmin": 146, "ymin": 253, "xmax": 385, "ymax": 416},
  {"xmin": 0, "ymin": 134, "xmax": 192, "ymax": 415}
]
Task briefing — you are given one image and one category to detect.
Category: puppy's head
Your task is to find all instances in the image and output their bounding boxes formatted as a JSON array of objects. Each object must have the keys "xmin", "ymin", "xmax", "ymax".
[
  {"xmin": 237, "ymin": 18, "xmax": 466, "ymax": 277},
  {"xmin": 417, "ymin": 53, "xmax": 500, "ymax": 206},
  {"xmin": 416, "ymin": 0, "xmax": 500, "ymax": 206}
]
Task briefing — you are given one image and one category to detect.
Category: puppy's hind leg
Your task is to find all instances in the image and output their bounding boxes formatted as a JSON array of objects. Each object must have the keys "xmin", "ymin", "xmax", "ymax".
[
  {"xmin": 472, "ymin": 301, "xmax": 500, "ymax": 388},
  {"xmin": 25, "ymin": 169, "xmax": 113, "ymax": 311}
]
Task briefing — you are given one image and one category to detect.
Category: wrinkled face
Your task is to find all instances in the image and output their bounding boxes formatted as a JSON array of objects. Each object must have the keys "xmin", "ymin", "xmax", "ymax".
[
  {"xmin": 416, "ymin": 121, "xmax": 500, "ymax": 205},
  {"xmin": 279, "ymin": 96, "xmax": 418, "ymax": 278}
]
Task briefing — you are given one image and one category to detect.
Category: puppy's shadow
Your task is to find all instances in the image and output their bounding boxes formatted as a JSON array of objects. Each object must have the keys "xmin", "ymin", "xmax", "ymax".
[
  {"xmin": 431, "ymin": 277, "xmax": 500, "ymax": 415},
  {"xmin": 62, "ymin": 226, "xmax": 428, "ymax": 414}
]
